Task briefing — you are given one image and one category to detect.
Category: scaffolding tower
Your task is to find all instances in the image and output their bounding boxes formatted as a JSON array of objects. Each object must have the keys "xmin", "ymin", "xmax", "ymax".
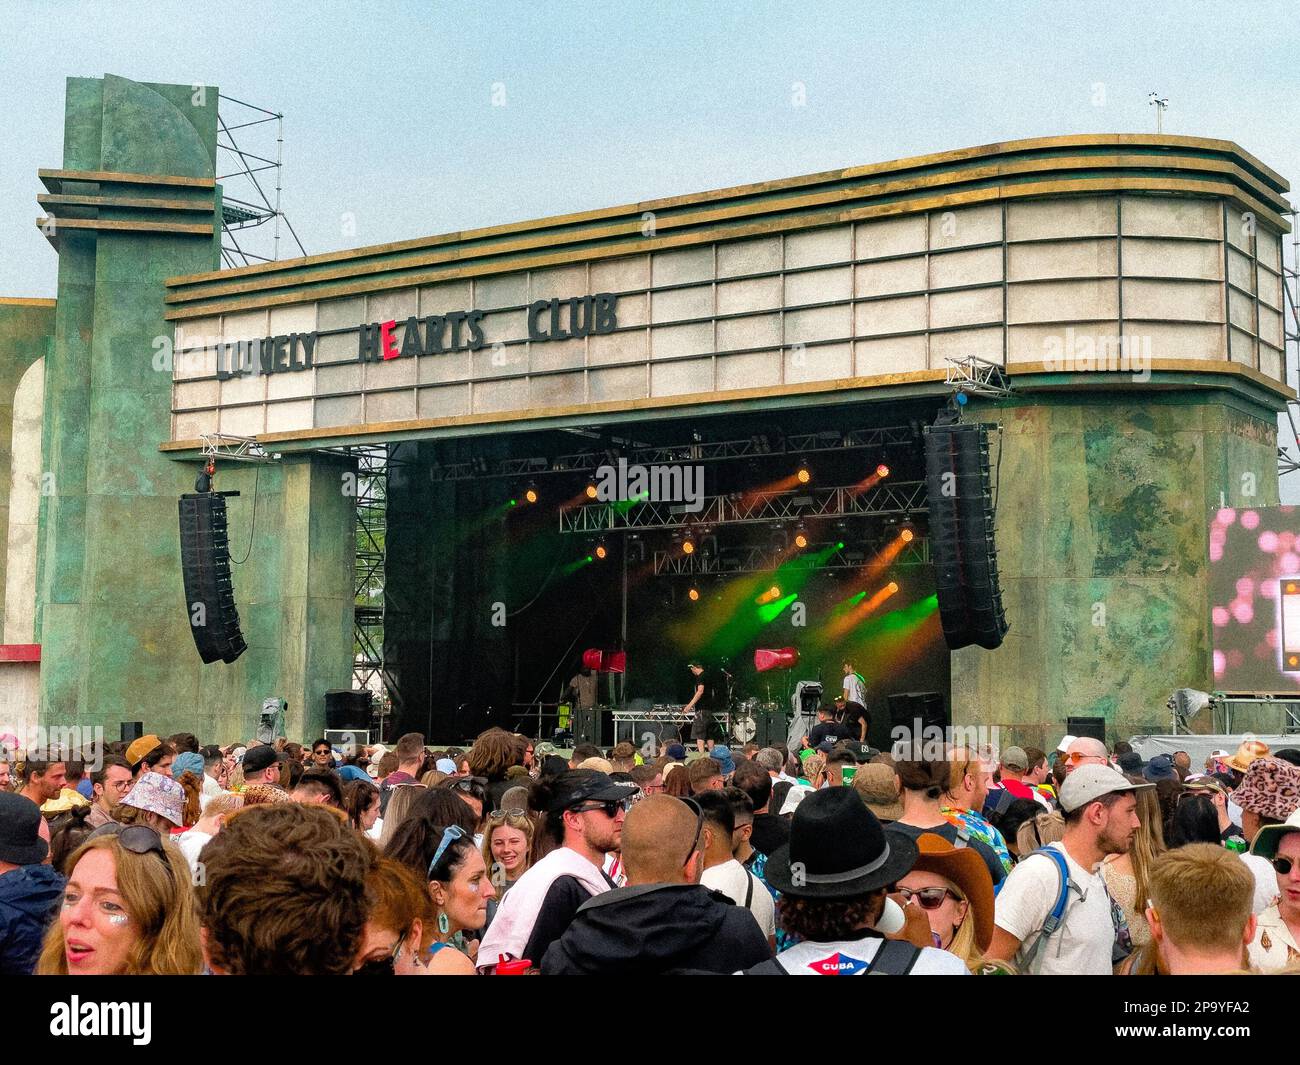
[
  {"xmin": 350, "ymin": 445, "xmax": 395, "ymax": 735},
  {"xmin": 216, "ymin": 94, "xmax": 307, "ymax": 268}
]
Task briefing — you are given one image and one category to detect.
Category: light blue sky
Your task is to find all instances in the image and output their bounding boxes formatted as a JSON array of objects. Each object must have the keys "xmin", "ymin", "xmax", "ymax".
[{"xmin": 2, "ymin": 0, "xmax": 1295, "ymax": 298}]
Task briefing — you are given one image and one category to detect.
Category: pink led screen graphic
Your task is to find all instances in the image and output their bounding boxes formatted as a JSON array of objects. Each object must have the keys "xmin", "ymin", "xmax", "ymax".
[{"xmin": 1209, "ymin": 505, "xmax": 1300, "ymax": 692}]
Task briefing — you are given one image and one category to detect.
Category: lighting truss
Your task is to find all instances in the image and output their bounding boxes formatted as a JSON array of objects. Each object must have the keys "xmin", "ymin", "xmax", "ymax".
[
  {"xmin": 428, "ymin": 424, "xmax": 920, "ymax": 482},
  {"xmin": 199, "ymin": 433, "xmax": 276, "ymax": 462},
  {"xmin": 560, "ymin": 480, "xmax": 927, "ymax": 534},
  {"xmin": 653, "ymin": 537, "xmax": 930, "ymax": 576},
  {"xmin": 944, "ymin": 355, "xmax": 1013, "ymax": 398}
]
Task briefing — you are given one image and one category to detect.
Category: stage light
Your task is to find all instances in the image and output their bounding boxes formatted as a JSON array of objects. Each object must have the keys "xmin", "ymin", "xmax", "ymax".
[
  {"xmin": 876, "ymin": 464, "xmax": 890, "ymax": 479},
  {"xmin": 796, "ymin": 464, "xmax": 811, "ymax": 484},
  {"xmin": 688, "ymin": 587, "xmax": 700, "ymax": 601},
  {"xmin": 682, "ymin": 533, "xmax": 696, "ymax": 555},
  {"xmin": 524, "ymin": 481, "xmax": 539, "ymax": 504},
  {"xmin": 585, "ymin": 483, "xmax": 598, "ymax": 499},
  {"xmin": 794, "ymin": 532, "xmax": 808, "ymax": 549},
  {"xmin": 769, "ymin": 585, "xmax": 780, "ymax": 598},
  {"xmin": 594, "ymin": 541, "xmax": 608, "ymax": 560},
  {"xmin": 888, "ymin": 581, "xmax": 899, "ymax": 593},
  {"xmin": 900, "ymin": 528, "xmax": 914, "ymax": 543}
]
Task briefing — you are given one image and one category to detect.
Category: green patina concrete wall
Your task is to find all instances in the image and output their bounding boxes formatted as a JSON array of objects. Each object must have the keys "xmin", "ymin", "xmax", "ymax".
[
  {"xmin": 952, "ymin": 388, "xmax": 1281, "ymax": 749},
  {"xmin": 0, "ymin": 301, "xmax": 54, "ymax": 628},
  {"xmin": 34, "ymin": 76, "xmax": 355, "ymax": 743}
]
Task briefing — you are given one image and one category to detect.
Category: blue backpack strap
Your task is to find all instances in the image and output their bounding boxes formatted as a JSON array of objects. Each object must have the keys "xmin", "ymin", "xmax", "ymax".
[{"xmin": 1034, "ymin": 847, "xmax": 1070, "ymax": 935}]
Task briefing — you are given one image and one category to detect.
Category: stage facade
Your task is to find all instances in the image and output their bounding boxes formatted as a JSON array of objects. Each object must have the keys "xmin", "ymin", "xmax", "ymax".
[{"xmin": 0, "ymin": 74, "xmax": 1292, "ymax": 748}]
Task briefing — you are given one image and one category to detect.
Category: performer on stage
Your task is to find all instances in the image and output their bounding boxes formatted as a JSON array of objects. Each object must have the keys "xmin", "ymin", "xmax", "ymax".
[
  {"xmin": 567, "ymin": 665, "xmax": 598, "ymax": 710},
  {"xmin": 840, "ymin": 660, "xmax": 869, "ymax": 744},
  {"xmin": 683, "ymin": 661, "xmax": 718, "ymax": 754}
]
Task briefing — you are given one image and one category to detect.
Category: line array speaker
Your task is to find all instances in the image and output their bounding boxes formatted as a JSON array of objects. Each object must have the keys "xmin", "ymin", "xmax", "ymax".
[
  {"xmin": 178, "ymin": 493, "xmax": 247, "ymax": 664},
  {"xmin": 924, "ymin": 420, "xmax": 1008, "ymax": 650}
]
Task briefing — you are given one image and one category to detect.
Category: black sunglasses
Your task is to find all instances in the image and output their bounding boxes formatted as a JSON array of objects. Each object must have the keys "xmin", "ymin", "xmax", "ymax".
[
  {"xmin": 570, "ymin": 798, "xmax": 630, "ymax": 819},
  {"xmin": 1272, "ymin": 855, "xmax": 1297, "ymax": 876},
  {"xmin": 451, "ymin": 776, "xmax": 487, "ymax": 797},
  {"xmin": 899, "ymin": 885, "xmax": 963, "ymax": 910},
  {"xmin": 353, "ymin": 927, "xmax": 408, "ymax": 976}
]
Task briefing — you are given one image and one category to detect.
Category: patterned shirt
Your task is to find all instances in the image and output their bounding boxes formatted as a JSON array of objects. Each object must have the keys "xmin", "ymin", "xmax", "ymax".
[
  {"xmin": 940, "ymin": 805, "xmax": 1014, "ymax": 872},
  {"xmin": 1248, "ymin": 902, "xmax": 1300, "ymax": 973}
]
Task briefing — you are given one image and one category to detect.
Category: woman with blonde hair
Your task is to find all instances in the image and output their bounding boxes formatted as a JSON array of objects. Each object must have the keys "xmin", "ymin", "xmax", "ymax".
[
  {"xmin": 377, "ymin": 782, "xmax": 426, "ymax": 852},
  {"xmin": 1100, "ymin": 775, "xmax": 1165, "ymax": 947},
  {"xmin": 36, "ymin": 826, "xmax": 202, "ymax": 975},
  {"xmin": 419, "ymin": 769, "xmax": 449, "ymax": 789},
  {"xmin": 896, "ymin": 831, "xmax": 995, "ymax": 971}
]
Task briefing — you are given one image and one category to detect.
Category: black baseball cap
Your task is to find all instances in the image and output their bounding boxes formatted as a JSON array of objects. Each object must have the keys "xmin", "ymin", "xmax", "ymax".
[
  {"xmin": 242, "ymin": 746, "xmax": 281, "ymax": 774},
  {"xmin": 548, "ymin": 770, "xmax": 637, "ymax": 815}
]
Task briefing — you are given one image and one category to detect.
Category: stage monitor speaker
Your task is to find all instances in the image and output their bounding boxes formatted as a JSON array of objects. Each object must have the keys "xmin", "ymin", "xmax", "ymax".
[
  {"xmin": 753, "ymin": 707, "xmax": 787, "ymax": 748},
  {"xmin": 120, "ymin": 722, "xmax": 143, "ymax": 743},
  {"xmin": 1067, "ymin": 716, "xmax": 1107, "ymax": 744},
  {"xmin": 324, "ymin": 689, "xmax": 372, "ymax": 732},
  {"xmin": 924, "ymin": 421, "xmax": 1008, "ymax": 651},
  {"xmin": 573, "ymin": 706, "xmax": 601, "ymax": 746},
  {"xmin": 178, "ymin": 493, "xmax": 247, "ymax": 664},
  {"xmin": 886, "ymin": 691, "xmax": 948, "ymax": 745}
]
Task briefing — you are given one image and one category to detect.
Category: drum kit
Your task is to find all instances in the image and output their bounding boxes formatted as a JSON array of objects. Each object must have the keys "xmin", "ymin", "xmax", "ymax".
[{"xmin": 728, "ymin": 695, "xmax": 781, "ymax": 743}]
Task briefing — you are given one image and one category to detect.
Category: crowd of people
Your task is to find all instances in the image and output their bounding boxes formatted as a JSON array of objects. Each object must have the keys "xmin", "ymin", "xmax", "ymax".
[{"xmin": 1, "ymin": 723, "xmax": 1298, "ymax": 976}]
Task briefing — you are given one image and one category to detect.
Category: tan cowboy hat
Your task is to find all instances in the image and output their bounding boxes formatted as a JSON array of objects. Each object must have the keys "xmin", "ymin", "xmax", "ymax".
[
  {"xmin": 910, "ymin": 832, "xmax": 996, "ymax": 953},
  {"xmin": 1226, "ymin": 739, "xmax": 1270, "ymax": 775}
]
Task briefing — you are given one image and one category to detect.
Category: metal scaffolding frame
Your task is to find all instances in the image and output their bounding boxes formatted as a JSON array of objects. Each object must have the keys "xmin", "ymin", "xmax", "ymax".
[
  {"xmin": 561, "ymin": 479, "xmax": 928, "ymax": 534},
  {"xmin": 652, "ymin": 536, "xmax": 931, "ymax": 576},
  {"xmin": 216, "ymin": 94, "xmax": 307, "ymax": 269},
  {"xmin": 428, "ymin": 423, "xmax": 921, "ymax": 482},
  {"xmin": 348, "ymin": 445, "xmax": 394, "ymax": 727},
  {"xmin": 1282, "ymin": 207, "xmax": 1300, "ymax": 479}
]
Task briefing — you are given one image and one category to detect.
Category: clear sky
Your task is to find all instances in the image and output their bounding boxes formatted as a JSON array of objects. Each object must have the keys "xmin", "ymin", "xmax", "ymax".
[{"xmin": 2, "ymin": 0, "xmax": 1295, "ymax": 296}]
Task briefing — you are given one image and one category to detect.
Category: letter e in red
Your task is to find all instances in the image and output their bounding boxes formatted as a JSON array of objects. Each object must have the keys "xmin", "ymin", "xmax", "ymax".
[{"xmin": 380, "ymin": 320, "xmax": 399, "ymax": 360}]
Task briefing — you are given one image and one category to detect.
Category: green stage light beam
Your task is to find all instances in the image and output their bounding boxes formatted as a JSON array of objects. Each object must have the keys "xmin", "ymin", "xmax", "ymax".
[{"xmin": 757, "ymin": 591, "xmax": 799, "ymax": 624}]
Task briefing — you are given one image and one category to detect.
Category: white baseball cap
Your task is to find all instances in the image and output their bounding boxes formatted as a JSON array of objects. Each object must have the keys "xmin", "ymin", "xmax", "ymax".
[
  {"xmin": 1056, "ymin": 735, "xmax": 1077, "ymax": 753},
  {"xmin": 1058, "ymin": 764, "xmax": 1153, "ymax": 813}
]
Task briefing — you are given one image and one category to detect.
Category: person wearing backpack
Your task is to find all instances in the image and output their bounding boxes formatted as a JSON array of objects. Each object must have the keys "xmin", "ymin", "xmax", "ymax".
[
  {"xmin": 748, "ymin": 787, "xmax": 969, "ymax": 975},
  {"xmin": 989, "ymin": 765, "xmax": 1151, "ymax": 974}
]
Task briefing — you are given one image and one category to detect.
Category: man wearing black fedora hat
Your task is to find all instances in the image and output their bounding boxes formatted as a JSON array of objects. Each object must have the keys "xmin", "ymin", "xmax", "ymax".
[
  {"xmin": 0, "ymin": 791, "xmax": 67, "ymax": 975},
  {"xmin": 751, "ymin": 788, "xmax": 968, "ymax": 974}
]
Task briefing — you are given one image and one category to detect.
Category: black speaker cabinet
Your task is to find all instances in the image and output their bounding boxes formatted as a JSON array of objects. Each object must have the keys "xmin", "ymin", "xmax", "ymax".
[
  {"xmin": 886, "ymin": 691, "xmax": 949, "ymax": 746},
  {"xmin": 324, "ymin": 689, "xmax": 372, "ymax": 732},
  {"xmin": 573, "ymin": 706, "xmax": 602, "ymax": 746},
  {"xmin": 178, "ymin": 493, "xmax": 247, "ymax": 664},
  {"xmin": 1067, "ymin": 716, "xmax": 1107, "ymax": 744}
]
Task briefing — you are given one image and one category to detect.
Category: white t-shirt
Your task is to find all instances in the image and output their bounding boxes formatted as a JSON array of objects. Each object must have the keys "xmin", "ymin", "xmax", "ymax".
[
  {"xmin": 994, "ymin": 842, "xmax": 1115, "ymax": 975},
  {"xmin": 843, "ymin": 673, "xmax": 867, "ymax": 706},
  {"xmin": 773, "ymin": 935, "xmax": 968, "ymax": 975},
  {"xmin": 176, "ymin": 828, "xmax": 214, "ymax": 876},
  {"xmin": 1241, "ymin": 852, "xmax": 1279, "ymax": 914},
  {"xmin": 701, "ymin": 858, "xmax": 776, "ymax": 938}
]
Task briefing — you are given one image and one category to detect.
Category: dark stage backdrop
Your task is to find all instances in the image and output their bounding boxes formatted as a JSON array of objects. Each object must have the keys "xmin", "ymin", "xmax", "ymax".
[{"xmin": 385, "ymin": 438, "xmax": 948, "ymax": 743}]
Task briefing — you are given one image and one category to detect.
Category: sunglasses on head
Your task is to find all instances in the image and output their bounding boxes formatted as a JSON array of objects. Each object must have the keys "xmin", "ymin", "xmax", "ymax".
[
  {"xmin": 428, "ymin": 825, "xmax": 467, "ymax": 878},
  {"xmin": 1272, "ymin": 855, "xmax": 1297, "ymax": 876},
  {"xmin": 450, "ymin": 777, "xmax": 487, "ymax": 797},
  {"xmin": 679, "ymin": 797, "xmax": 705, "ymax": 867},
  {"xmin": 899, "ymin": 885, "xmax": 963, "ymax": 910}
]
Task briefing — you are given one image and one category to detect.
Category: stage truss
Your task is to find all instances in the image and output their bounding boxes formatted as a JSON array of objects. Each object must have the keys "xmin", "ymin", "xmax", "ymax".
[
  {"xmin": 652, "ymin": 536, "xmax": 930, "ymax": 575},
  {"xmin": 429, "ymin": 424, "xmax": 920, "ymax": 482},
  {"xmin": 560, "ymin": 479, "xmax": 927, "ymax": 534}
]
